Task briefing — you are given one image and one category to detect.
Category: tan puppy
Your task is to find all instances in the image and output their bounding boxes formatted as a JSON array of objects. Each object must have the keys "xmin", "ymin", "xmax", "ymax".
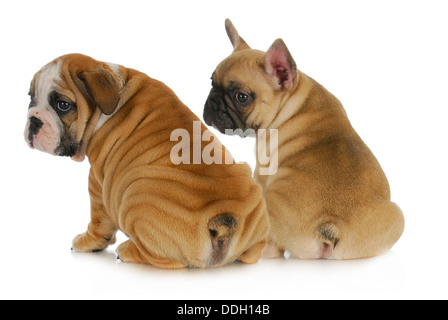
[
  {"xmin": 204, "ymin": 20, "xmax": 404, "ymax": 260},
  {"xmin": 24, "ymin": 54, "xmax": 269, "ymax": 268}
]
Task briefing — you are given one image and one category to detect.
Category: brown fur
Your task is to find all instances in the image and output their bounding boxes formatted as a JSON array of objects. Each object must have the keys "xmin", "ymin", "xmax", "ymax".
[
  {"xmin": 207, "ymin": 20, "xmax": 404, "ymax": 260},
  {"xmin": 30, "ymin": 54, "xmax": 269, "ymax": 268}
]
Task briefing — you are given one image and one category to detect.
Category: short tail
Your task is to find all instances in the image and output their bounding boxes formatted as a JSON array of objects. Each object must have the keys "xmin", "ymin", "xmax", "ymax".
[
  {"xmin": 207, "ymin": 214, "xmax": 237, "ymax": 266},
  {"xmin": 318, "ymin": 222, "xmax": 340, "ymax": 259}
]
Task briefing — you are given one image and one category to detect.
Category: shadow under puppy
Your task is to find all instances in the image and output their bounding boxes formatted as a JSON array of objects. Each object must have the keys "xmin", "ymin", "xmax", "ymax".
[
  {"xmin": 204, "ymin": 20, "xmax": 404, "ymax": 260},
  {"xmin": 24, "ymin": 53, "xmax": 269, "ymax": 269}
]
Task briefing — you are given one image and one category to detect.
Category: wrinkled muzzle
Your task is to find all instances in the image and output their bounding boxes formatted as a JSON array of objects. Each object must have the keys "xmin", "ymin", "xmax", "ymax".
[
  {"xmin": 204, "ymin": 88, "xmax": 246, "ymax": 135},
  {"xmin": 24, "ymin": 107, "xmax": 64, "ymax": 156}
]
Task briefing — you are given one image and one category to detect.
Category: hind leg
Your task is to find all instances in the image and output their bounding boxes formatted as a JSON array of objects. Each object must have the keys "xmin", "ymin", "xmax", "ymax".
[
  {"xmin": 238, "ymin": 240, "xmax": 267, "ymax": 264},
  {"xmin": 332, "ymin": 202, "xmax": 405, "ymax": 260},
  {"xmin": 117, "ymin": 239, "xmax": 186, "ymax": 269}
]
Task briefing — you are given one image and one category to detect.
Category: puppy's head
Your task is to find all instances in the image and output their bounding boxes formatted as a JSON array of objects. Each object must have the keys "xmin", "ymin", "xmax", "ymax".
[
  {"xmin": 24, "ymin": 54, "xmax": 122, "ymax": 161},
  {"xmin": 204, "ymin": 19, "xmax": 298, "ymax": 135}
]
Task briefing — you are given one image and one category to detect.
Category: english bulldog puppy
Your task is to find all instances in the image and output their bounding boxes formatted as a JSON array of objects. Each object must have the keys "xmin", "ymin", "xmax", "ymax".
[
  {"xmin": 24, "ymin": 54, "xmax": 269, "ymax": 269},
  {"xmin": 204, "ymin": 20, "xmax": 404, "ymax": 260}
]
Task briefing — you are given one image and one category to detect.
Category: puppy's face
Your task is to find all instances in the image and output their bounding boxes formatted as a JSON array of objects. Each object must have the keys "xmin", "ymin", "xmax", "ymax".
[
  {"xmin": 204, "ymin": 19, "xmax": 297, "ymax": 135},
  {"xmin": 24, "ymin": 54, "xmax": 121, "ymax": 159},
  {"xmin": 204, "ymin": 50, "xmax": 274, "ymax": 136},
  {"xmin": 25, "ymin": 59, "xmax": 78, "ymax": 156}
]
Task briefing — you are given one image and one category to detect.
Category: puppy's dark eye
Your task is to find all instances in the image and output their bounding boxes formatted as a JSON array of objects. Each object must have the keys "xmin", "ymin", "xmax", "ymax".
[
  {"xmin": 235, "ymin": 92, "xmax": 249, "ymax": 104},
  {"xmin": 57, "ymin": 101, "xmax": 72, "ymax": 112}
]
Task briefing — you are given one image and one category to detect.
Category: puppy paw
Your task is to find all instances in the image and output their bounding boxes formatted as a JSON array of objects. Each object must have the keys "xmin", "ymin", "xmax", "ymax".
[
  {"xmin": 116, "ymin": 240, "xmax": 186, "ymax": 269},
  {"xmin": 262, "ymin": 243, "xmax": 285, "ymax": 259},
  {"xmin": 72, "ymin": 232, "xmax": 116, "ymax": 253},
  {"xmin": 116, "ymin": 240, "xmax": 146, "ymax": 264},
  {"xmin": 238, "ymin": 240, "xmax": 266, "ymax": 264}
]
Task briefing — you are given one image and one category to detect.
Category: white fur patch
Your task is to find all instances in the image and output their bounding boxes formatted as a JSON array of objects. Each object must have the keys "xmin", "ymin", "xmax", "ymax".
[{"xmin": 36, "ymin": 60, "xmax": 63, "ymax": 103}]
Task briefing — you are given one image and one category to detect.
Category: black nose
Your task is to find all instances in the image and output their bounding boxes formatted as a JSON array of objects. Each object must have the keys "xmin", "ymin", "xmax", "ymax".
[{"xmin": 28, "ymin": 116, "xmax": 44, "ymax": 140}]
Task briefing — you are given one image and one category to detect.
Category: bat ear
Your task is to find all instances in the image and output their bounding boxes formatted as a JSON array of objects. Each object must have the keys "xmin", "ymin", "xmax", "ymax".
[
  {"xmin": 263, "ymin": 39, "xmax": 297, "ymax": 90},
  {"xmin": 79, "ymin": 68, "xmax": 120, "ymax": 115},
  {"xmin": 225, "ymin": 19, "xmax": 251, "ymax": 51}
]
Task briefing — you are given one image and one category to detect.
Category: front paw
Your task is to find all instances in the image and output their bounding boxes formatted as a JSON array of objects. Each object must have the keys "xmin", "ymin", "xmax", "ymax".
[{"xmin": 72, "ymin": 232, "xmax": 116, "ymax": 253}]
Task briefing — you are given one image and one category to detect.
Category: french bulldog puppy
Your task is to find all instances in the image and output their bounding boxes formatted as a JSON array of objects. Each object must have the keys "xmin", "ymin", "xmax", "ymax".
[
  {"xmin": 24, "ymin": 53, "xmax": 269, "ymax": 268},
  {"xmin": 204, "ymin": 20, "xmax": 404, "ymax": 260}
]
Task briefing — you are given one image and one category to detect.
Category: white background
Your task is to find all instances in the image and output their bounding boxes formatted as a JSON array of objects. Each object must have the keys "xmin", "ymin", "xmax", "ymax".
[{"xmin": 0, "ymin": 0, "xmax": 447, "ymax": 300}]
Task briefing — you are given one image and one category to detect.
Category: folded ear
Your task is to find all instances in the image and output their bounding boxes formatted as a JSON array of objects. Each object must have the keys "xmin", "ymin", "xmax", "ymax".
[
  {"xmin": 79, "ymin": 68, "xmax": 120, "ymax": 115},
  {"xmin": 264, "ymin": 39, "xmax": 297, "ymax": 90},
  {"xmin": 225, "ymin": 19, "xmax": 251, "ymax": 51}
]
